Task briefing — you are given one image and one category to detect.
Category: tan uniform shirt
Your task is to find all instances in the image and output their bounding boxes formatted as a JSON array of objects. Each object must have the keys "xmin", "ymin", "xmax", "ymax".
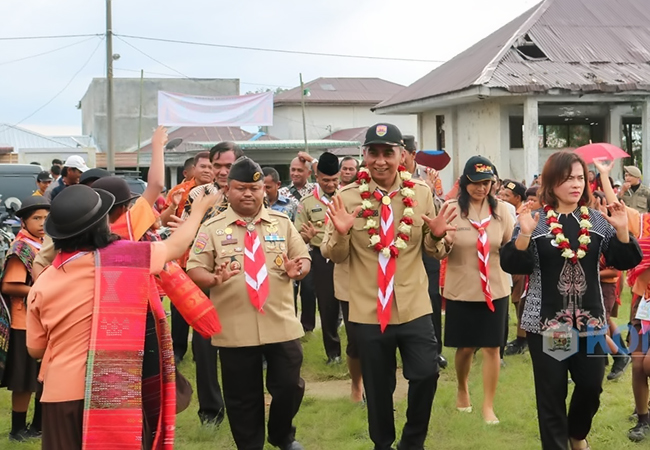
[
  {"xmin": 321, "ymin": 232, "xmax": 349, "ymax": 301},
  {"xmin": 186, "ymin": 206, "xmax": 310, "ymax": 347},
  {"xmin": 621, "ymin": 183, "xmax": 650, "ymax": 213},
  {"xmin": 295, "ymin": 190, "xmax": 331, "ymax": 248},
  {"xmin": 323, "ymin": 177, "xmax": 445, "ymax": 325},
  {"xmin": 433, "ymin": 199, "xmax": 513, "ymax": 302}
]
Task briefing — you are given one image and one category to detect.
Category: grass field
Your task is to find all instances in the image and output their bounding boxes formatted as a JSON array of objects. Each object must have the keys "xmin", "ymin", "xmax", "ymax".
[{"xmin": 0, "ymin": 293, "xmax": 645, "ymax": 449}]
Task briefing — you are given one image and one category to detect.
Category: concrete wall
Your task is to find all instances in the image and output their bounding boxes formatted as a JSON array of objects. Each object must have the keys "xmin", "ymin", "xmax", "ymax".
[
  {"xmin": 269, "ymin": 105, "xmax": 417, "ymax": 140},
  {"xmin": 81, "ymin": 78, "xmax": 239, "ymax": 152}
]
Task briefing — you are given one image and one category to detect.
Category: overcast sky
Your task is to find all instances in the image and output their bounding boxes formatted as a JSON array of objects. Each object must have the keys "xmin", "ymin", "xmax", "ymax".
[{"xmin": 2, "ymin": 0, "xmax": 540, "ymax": 136}]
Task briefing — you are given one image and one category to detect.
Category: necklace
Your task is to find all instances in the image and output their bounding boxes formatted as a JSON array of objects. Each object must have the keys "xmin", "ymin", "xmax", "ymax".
[
  {"xmin": 544, "ymin": 205, "xmax": 592, "ymax": 264},
  {"xmin": 357, "ymin": 165, "xmax": 415, "ymax": 258}
]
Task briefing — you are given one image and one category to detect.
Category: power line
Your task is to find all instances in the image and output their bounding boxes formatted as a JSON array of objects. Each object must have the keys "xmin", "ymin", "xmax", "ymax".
[
  {"xmin": 0, "ymin": 33, "xmax": 103, "ymax": 41},
  {"xmin": 115, "ymin": 33, "xmax": 446, "ymax": 63},
  {"xmin": 0, "ymin": 36, "xmax": 100, "ymax": 67},
  {"xmin": 0, "ymin": 37, "xmax": 104, "ymax": 133},
  {"xmin": 115, "ymin": 36, "xmax": 190, "ymax": 78}
]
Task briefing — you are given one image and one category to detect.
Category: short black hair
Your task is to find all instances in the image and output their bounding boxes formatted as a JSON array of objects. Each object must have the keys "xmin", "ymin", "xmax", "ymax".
[
  {"xmin": 183, "ymin": 157, "xmax": 195, "ymax": 170},
  {"xmin": 51, "ymin": 165, "xmax": 61, "ymax": 176},
  {"xmin": 340, "ymin": 156, "xmax": 359, "ymax": 169},
  {"xmin": 53, "ymin": 219, "xmax": 120, "ymax": 252},
  {"xmin": 52, "ymin": 158, "xmax": 63, "ymax": 165},
  {"xmin": 209, "ymin": 141, "xmax": 244, "ymax": 163},
  {"xmin": 194, "ymin": 151, "xmax": 211, "ymax": 166},
  {"xmin": 262, "ymin": 167, "xmax": 280, "ymax": 183}
]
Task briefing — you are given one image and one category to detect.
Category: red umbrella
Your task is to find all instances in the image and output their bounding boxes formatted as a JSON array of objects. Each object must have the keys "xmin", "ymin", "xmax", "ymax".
[{"xmin": 574, "ymin": 143, "xmax": 629, "ymax": 164}]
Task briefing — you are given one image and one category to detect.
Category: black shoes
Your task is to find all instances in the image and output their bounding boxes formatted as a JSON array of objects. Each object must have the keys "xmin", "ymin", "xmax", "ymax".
[
  {"xmin": 326, "ymin": 356, "xmax": 342, "ymax": 365},
  {"xmin": 504, "ymin": 339, "xmax": 528, "ymax": 356},
  {"xmin": 629, "ymin": 421, "xmax": 650, "ymax": 442},
  {"xmin": 278, "ymin": 440, "xmax": 305, "ymax": 450},
  {"xmin": 9, "ymin": 428, "xmax": 31, "ymax": 442},
  {"xmin": 437, "ymin": 354, "xmax": 448, "ymax": 369},
  {"xmin": 199, "ymin": 409, "xmax": 225, "ymax": 427},
  {"xmin": 607, "ymin": 353, "xmax": 632, "ymax": 381}
]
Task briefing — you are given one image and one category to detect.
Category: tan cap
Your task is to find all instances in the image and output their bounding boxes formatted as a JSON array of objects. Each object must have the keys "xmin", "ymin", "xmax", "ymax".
[{"xmin": 624, "ymin": 165, "xmax": 642, "ymax": 179}]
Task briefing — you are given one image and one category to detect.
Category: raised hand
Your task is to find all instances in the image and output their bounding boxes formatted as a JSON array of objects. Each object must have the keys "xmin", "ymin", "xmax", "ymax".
[
  {"xmin": 421, "ymin": 202, "xmax": 458, "ymax": 238},
  {"xmin": 603, "ymin": 200, "xmax": 629, "ymax": 233},
  {"xmin": 192, "ymin": 191, "xmax": 221, "ymax": 216},
  {"xmin": 592, "ymin": 158, "xmax": 612, "ymax": 176},
  {"xmin": 300, "ymin": 222, "xmax": 317, "ymax": 242},
  {"xmin": 212, "ymin": 261, "xmax": 240, "ymax": 286},
  {"xmin": 326, "ymin": 195, "xmax": 362, "ymax": 235},
  {"xmin": 171, "ymin": 188, "xmax": 185, "ymax": 207},
  {"xmin": 282, "ymin": 253, "xmax": 304, "ymax": 279},
  {"xmin": 167, "ymin": 215, "xmax": 185, "ymax": 232},
  {"xmin": 518, "ymin": 201, "xmax": 540, "ymax": 235},
  {"xmin": 152, "ymin": 126, "xmax": 168, "ymax": 151}
]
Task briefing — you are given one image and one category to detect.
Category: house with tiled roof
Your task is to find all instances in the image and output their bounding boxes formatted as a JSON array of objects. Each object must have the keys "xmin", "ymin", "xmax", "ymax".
[
  {"xmin": 374, "ymin": 0, "xmax": 650, "ymax": 185},
  {"xmin": 268, "ymin": 77, "xmax": 416, "ymax": 143}
]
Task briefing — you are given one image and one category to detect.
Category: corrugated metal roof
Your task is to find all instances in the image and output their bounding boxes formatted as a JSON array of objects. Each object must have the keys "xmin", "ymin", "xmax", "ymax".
[
  {"xmin": 376, "ymin": 0, "xmax": 650, "ymax": 111},
  {"xmin": 135, "ymin": 126, "xmax": 278, "ymax": 153},
  {"xmin": 322, "ymin": 127, "xmax": 367, "ymax": 156},
  {"xmin": 274, "ymin": 78, "xmax": 406, "ymax": 106},
  {"xmin": 0, "ymin": 124, "xmax": 79, "ymax": 150}
]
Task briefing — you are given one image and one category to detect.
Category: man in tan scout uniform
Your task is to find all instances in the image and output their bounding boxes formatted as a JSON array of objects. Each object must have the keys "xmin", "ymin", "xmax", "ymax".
[
  {"xmin": 324, "ymin": 123, "xmax": 456, "ymax": 450},
  {"xmin": 295, "ymin": 151, "xmax": 342, "ymax": 364},
  {"xmin": 187, "ymin": 157, "xmax": 311, "ymax": 450}
]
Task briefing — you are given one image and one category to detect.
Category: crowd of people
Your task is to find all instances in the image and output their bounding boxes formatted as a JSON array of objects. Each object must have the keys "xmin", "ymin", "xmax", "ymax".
[{"xmin": 2, "ymin": 122, "xmax": 650, "ymax": 449}]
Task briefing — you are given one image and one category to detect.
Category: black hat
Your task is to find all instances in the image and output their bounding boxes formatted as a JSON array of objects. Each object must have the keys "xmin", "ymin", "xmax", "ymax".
[
  {"xmin": 317, "ymin": 152, "xmax": 339, "ymax": 176},
  {"xmin": 91, "ymin": 176, "xmax": 139, "ymax": 206},
  {"xmin": 15, "ymin": 196, "xmax": 50, "ymax": 219},
  {"xmin": 45, "ymin": 185, "xmax": 115, "ymax": 239},
  {"xmin": 80, "ymin": 168, "xmax": 111, "ymax": 186},
  {"xmin": 37, "ymin": 171, "xmax": 53, "ymax": 182},
  {"xmin": 228, "ymin": 156, "xmax": 263, "ymax": 183},
  {"xmin": 463, "ymin": 156, "xmax": 495, "ymax": 182},
  {"xmin": 503, "ymin": 180, "xmax": 526, "ymax": 199},
  {"xmin": 363, "ymin": 123, "xmax": 404, "ymax": 147},
  {"xmin": 402, "ymin": 135, "xmax": 416, "ymax": 152}
]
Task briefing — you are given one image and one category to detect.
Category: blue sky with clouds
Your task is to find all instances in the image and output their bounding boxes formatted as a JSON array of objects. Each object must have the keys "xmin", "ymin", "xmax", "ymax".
[{"xmin": 1, "ymin": 0, "xmax": 540, "ymax": 135}]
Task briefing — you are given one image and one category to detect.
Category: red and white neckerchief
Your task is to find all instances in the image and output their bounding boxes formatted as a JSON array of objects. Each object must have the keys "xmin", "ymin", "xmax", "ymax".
[
  {"xmin": 312, "ymin": 185, "xmax": 332, "ymax": 224},
  {"xmin": 468, "ymin": 210, "xmax": 494, "ymax": 312},
  {"xmin": 16, "ymin": 230, "xmax": 43, "ymax": 250},
  {"xmin": 235, "ymin": 220, "xmax": 269, "ymax": 312},
  {"xmin": 373, "ymin": 188, "xmax": 399, "ymax": 331},
  {"xmin": 52, "ymin": 250, "xmax": 89, "ymax": 269}
]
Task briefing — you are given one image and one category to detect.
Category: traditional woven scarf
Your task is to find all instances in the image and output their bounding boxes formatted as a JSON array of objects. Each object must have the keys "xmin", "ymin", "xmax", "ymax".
[
  {"xmin": 312, "ymin": 185, "xmax": 332, "ymax": 224},
  {"xmin": 373, "ymin": 189, "xmax": 398, "ymax": 331},
  {"xmin": 468, "ymin": 212, "xmax": 494, "ymax": 312},
  {"xmin": 111, "ymin": 211, "xmax": 221, "ymax": 338},
  {"xmin": 82, "ymin": 241, "xmax": 175, "ymax": 450},
  {"xmin": 236, "ymin": 220, "xmax": 269, "ymax": 312}
]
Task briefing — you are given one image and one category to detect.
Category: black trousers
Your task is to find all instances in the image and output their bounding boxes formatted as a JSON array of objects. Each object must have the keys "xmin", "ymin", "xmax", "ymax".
[
  {"xmin": 170, "ymin": 303, "xmax": 190, "ymax": 360},
  {"xmin": 293, "ymin": 270, "xmax": 316, "ymax": 332},
  {"xmin": 354, "ymin": 315, "xmax": 439, "ymax": 450},
  {"xmin": 311, "ymin": 247, "xmax": 341, "ymax": 359},
  {"xmin": 527, "ymin": 332, "xmax": 606, "ymax": 450},
  {"xmin": 422, "ymin": 254, "xmax": 442, "ymax": 354},
  {"xmin": 220, "ymin": 339, "xmax": 305, "ymax": 450},
  {"xmin": 192, "ymin": 333, "xmax": 225, "ymax": 419}
]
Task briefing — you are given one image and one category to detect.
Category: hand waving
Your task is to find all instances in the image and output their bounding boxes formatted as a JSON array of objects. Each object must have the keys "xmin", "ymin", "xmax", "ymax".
[
  {"xmin": 603, "ymin": 200, "xmax": 628, "ymax": 233},
  {"xmin": 300, "ymin": 222, "xmax": 317, "ymax": 242},
  {"xmin": 152, "ymin": 126, "xmax": 168, "ymax": 151},
  {"xmin": 326, "ymin": 196, "xmax": 362, "ymax": 235},
  {"xmin": 171, "ymin": 188, "xmax": 185, "ymax": 207},
  {"xmin": 592, "ymin": 158, "xmax": 612, "ymax": 176},
  {"xmin": 212, "ymin": 261, "xmax": 240, "ymax": 286},
  {"xmin": 283, "ymin": 253, "xmax": 305, "ymax": 279},
  {"xmin": 421, "ymin": 202, "xmax": 458, "ymax": 238},
  {"xmin": 518, "ymin": 201, "xmax": 540, "ymax": 235}
]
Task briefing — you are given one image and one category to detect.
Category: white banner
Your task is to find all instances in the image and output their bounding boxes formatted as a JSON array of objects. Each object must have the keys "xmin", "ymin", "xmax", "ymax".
[{"xmin": 158, "ymin": 91, "xmax": 273, "ymax": 127}]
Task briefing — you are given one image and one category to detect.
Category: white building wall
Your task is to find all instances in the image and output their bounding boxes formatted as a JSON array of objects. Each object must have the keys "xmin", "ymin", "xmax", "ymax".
[{"xmin": 269, "ymin": 105, "xmax": 417, "ymax": 140}]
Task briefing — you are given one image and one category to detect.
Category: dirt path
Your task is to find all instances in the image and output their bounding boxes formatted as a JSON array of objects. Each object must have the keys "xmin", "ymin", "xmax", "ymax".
[{"xmin": 303, "ymin": 368, "xmax": 409, "ymax": 400}]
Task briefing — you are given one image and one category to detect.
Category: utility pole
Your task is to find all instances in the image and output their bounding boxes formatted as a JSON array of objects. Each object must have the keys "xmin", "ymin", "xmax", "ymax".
[
  {"xmin": 299, "ymin": 73, "xmax": 308, "ymax": 154},
  {"xmin": 106, "ymin": 0, "xmax": 115, "ymax": 172}
]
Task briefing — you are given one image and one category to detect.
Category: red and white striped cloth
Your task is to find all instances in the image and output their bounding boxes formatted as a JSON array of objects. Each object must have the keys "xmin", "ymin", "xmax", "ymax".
[
  {"xmin": 373, "ymin": 189, "xmax": 399, "ymax": 331},
  {"xmin": 236, "ymin": 220, "xmax": 269, "ymax": 312},
  {"xmin": 468, "ymin": 215, "xmax": 495, "ymax": 312}
]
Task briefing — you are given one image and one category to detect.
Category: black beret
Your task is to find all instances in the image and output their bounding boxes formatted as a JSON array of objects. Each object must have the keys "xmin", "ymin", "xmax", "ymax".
[
  {"xmin": 402, "ymin": 135, "xmax": 416, "ymax": 152},
  {"xmin": 318, "ymin": 152, "xmax": 339, "ymax": 176},
  {"xmin": 228, "ymin": 156, "xmax": 264, "ymax": 183},
  {"xmin": 503, "ymin": 180, "xmax": 526, "ymax": 199}
]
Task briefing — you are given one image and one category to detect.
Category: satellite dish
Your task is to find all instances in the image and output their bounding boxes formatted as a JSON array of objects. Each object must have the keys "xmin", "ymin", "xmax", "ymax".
[
  {"xmin": 5, "ymin": 197, "xmax": 21, "ymax": 212},
  {"xmin": 165, "ymin": 138, "xmax": 183, "ymax": 150}
]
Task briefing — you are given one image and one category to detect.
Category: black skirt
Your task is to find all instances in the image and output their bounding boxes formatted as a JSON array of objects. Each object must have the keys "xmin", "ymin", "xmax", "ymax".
[
  {"xmin": 42, "ymin": 400, "xmax": 83, "ymax": 450},
  {"xmin": 0, "ymin": 328, "xmax": 40, "ymax": 393},
  {"xmin": 444, "ymin": 297, "xmax": 508, "ymax": 348}
]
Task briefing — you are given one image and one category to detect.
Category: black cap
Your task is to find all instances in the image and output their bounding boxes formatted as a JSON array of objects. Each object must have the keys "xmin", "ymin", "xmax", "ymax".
[
  {"xmin": 317, "ymin": 152, "xmax": 339, "ymax": 176},
  {"xmin": 228, "ymin": 156, "xmax": 263, "ymax": 183},
  {"xmin": 45, "ymin": 185, "xmax": 115, "ymax": 239},
  {"xmin": 503, "ymin": 180, "xmax": 526, "ymax": 199},
  {"xmin": 363, "ymin": 123, "xmax": 404, "ymax": 147},
  {"xmin": 80, "ymin": 168, "xmax": 111, "ymax": 185},
  {"xmin": 463, "ymin": 156, "xmax": 495, "ymax": 182},
  {"xmin": 92, "ymin": 176, "xmax": 139, "ymax": 206},
  {"xmin": 16, "ymin": 196, "xmax": 50, "ymax": 219},
  {"xmin": 402, "ymin": 135, "xmax": 416, "ymax": 152},
  {"xmin": 37, "ymin": 171, "xmax": 53, "ymax": 182}
]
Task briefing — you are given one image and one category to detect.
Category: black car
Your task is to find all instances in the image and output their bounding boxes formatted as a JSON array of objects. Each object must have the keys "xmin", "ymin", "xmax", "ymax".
[{"xmin": 0, "ymin": 164, "xmax": 43, "ymax": 203}]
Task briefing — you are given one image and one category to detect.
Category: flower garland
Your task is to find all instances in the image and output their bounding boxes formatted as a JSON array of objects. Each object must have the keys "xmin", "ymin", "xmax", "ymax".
[
  {"xmin": 544, "ymin": 205, "xmax": 592, "ymax": 264},
  {"xmin": 357, "ymin": 165, "xmax": 415, "ymax": 258}
]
